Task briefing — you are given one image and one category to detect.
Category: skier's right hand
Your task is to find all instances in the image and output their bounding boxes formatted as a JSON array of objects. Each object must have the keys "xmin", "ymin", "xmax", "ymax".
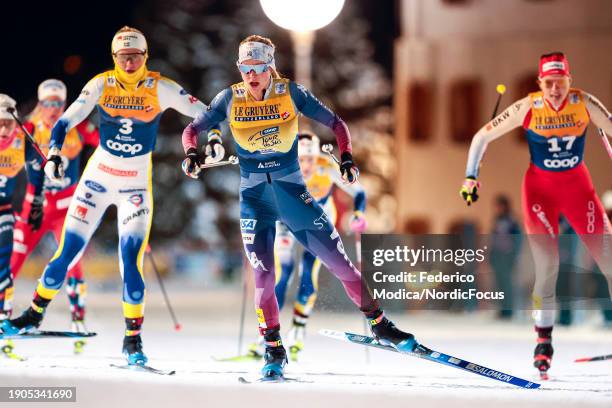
[
  {"xmin": 181, "ymin": 147, "xmax": 202, "ymax": 179},
  {"xmin": 204, "ymin": 130, "xmax": 225, "ymax": 164},
  {"xmin": 460, "ymin": 177, "xmax": 481, "ymax": 206},
  {"xmin": 44, "ymin": 147, "xmax": 64, "ymax": 183}
]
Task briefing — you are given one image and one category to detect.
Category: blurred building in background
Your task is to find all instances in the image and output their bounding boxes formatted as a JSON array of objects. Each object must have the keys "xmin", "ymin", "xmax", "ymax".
[{"xmin": 394, "ymin": 0, "xmax": 612, "ymax": 234}]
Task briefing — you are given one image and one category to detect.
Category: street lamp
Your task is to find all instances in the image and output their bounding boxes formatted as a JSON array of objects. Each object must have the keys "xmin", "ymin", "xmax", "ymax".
[{"xmin": 259, "ymin": 0, "xmax": 345, "ymax": 89}]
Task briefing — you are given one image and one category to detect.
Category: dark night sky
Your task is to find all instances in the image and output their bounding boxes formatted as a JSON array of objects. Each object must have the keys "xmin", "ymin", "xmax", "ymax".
[{"xmin": 1, "ymin": 0, "xmax": 397, "ymax": 110}]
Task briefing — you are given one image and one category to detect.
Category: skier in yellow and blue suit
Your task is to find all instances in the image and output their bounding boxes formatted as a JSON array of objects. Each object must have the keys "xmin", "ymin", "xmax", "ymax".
[{"xmin": 3, "ymin": 26, "xmax": 217, "ymax": 366}]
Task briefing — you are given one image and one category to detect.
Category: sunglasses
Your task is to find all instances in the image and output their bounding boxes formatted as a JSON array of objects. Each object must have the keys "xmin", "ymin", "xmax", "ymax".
[
  {"xmin": 40, "ymin": 100, "xmax": 64, "ymax": 108},
  {"xmin": 237, "ymin": 63, "xmax": 270, "ymax": 75},
  {"xmin": 114, "ymin": 52, "xmax": 146, "ymax": 63}
]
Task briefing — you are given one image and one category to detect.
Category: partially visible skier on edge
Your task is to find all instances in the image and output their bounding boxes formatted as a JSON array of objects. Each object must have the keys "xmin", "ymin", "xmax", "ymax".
[{"xmin": 2, "ymin": 26, "xmax": 216, "ymax": 367}]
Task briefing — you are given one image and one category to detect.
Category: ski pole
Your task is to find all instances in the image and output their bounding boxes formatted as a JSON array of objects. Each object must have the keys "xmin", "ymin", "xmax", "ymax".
[
  {"xmin": 491, "ymin": 84, "xmax": 506, "ymax": 119},
  {"xmin": 355, "ymin": 232, "xmax": 371, "ymax": 364},
  {"xmin": 6, "ymin": 107, "xmax": 47, "ymax": 164},
  {"xmin": 237, "ymin": 257, "xmax": 249, "ymax": 355},
  {"xmin": 199, "ymin": 155, "xmax": 239, "ymax": 169},
  {"xmin": 323, "ymin": 143, "xmax": 370, "ymax": 362},
  {"xmin": 145, "ymin": 245, "xmax": 181, "ymax": 331},
  {"xmin": 598, "ymin": 129, "xmax": 612, "ymax": 160}
]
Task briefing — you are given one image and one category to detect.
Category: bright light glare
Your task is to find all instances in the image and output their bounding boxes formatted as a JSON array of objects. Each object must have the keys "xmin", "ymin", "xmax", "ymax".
[{"xmin": 260, "ymin": 0, "xmax": 345, "ymax": 32}]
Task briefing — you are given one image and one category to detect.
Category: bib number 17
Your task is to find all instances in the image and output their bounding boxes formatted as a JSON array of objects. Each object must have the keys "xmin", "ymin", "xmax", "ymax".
[{"xmin": 547, "ymin": 136, "xmax": 576, "ymax": 152}]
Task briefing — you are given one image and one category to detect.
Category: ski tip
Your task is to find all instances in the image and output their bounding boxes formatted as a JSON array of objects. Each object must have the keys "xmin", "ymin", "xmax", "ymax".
[
  {"xmin": 574, "ymin": 357, "xmax": 589, "ymax": 363},
  {"xmin": 174, "ymin": 323, "xmax": 182, "ymax": 331}
]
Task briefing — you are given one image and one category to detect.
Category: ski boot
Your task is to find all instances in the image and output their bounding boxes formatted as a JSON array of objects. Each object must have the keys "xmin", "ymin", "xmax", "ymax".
[
  {"xmin": 123, "ymin": 334, "xmax": 148, "ymax": 366},
  {"xmin": 1, "ymin": 306, "xmax": 44, "ymax": 335},
  {"xmin": 260, "ymin": 328, "xmax": 288, "ymax": 381},
  {"xmin": 286, "ymin": 322, "xmax": 305, "ymax": 362},
  {"xmin": 369, "ymin": 311, "xmax": 418, "ymax": 352},
  {"xmin": 534, "ymin": 326, "xmax": 553, "ymax": 380}
]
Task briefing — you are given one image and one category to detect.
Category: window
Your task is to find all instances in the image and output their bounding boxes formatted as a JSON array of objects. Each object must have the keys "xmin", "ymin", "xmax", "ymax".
[
  {"xmin": 449, "ymin": 78, "xmax": 482, "ymax": 143},
  {"xmin": 408, "ymin": 81, "xmax": 434, "ymax": 142},
  {"xmin": 513, "ymin": 72, "xmax": 539, "ymax": 143}
]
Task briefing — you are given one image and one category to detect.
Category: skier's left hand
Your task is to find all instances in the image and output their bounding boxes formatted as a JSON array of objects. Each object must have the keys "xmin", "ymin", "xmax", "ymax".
[
  {"xmin": 28, "ymin": 195, "xmax": 44, "ymax": 231},
  {"xmin": 204, "ymin": 130, "xmax": 225, "ymax": 164},
  {"xmin": 340, "ymin": 152, "xmax": 359, "ymax": 184},
  {"xmin": 350, "ymin": 211, "xmax": 367, "ymax": 233}
]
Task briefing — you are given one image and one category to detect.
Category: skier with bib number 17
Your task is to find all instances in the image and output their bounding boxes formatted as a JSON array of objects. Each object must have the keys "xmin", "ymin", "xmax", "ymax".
[{"xmin": 460, "ymin": 52, "xmax": 612, "ymax": 379}]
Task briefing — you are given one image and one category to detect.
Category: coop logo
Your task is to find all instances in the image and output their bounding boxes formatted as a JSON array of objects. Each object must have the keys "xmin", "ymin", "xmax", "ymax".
[
  {"xmin": 106, "ymin": 140, "xmax": 143, "ymax": 155},
  {"xmin": 531, "ymin": 204, "xmax": 555, "ymax": 238},
  {"xmin": 586, "ymin": 200, "xmax": 596, "ymax": 233},
  {"xmin": 543, "ymin": 156, "xmax": 579, "ymax": 169},
  {"xmin": 84, "ymin": 180, "xmax": 107, "ymax": 193},
  {"xmin": 240, "ymin": 219, "xmax": 257, "ymax": 231}
]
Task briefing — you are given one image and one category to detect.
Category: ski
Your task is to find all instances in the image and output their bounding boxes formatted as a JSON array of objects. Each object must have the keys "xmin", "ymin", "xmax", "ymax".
[
  {"xmin": 575, "ymin": 354, "xmax": 612, "ymax": 363},
  {"xmin": 320, "ymin": 329, "xmax": 540, "ymax": 389},
  {"xmin": 0, "ymin": 330, "xmax": 97, "ymax": 340},
  {"xmin": 238, "ymin": 375, "xmax": 303, "ymax": 384},
  {"xmin": 110, "ymin": 363, "xmax": 176, "ymax": 376},
  {"xmin": 213, "ymin": 353, "xmax": 262, "ymax": 362},
  {"xmin": 0, "ymin": 330, "xmax": 96, "ymax": 340},
  {"xmin": 1, "ymin": 341, "xmax": 26, "ymax": 361}
]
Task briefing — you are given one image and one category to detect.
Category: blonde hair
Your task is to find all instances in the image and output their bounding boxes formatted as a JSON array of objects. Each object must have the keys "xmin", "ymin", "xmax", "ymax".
[
  {"xmin": 115, "ymin": 25, "xmax": 145, "ymax": 36},
  {"xmin": 240, "ymin": 35, "xmax": 281, "ymax": 79}
]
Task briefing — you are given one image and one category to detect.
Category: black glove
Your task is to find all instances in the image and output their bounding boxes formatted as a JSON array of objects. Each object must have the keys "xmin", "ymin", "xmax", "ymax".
[
  {"xmin": 28, "ymin": 195, "xmax": 44, "ymax": 231},
  {"xmin": 339, "ymin": 152, "xmax": 360, "ymax": 184},
  {"xmin": 181, "ymin": 147, "xmax": 202, "ymax": 179}
]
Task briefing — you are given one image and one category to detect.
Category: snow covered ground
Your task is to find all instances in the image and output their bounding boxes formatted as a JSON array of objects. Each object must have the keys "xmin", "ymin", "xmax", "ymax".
[{"xmin": 1, "ymin": 285, "xmax": 611, "ymax": 408}]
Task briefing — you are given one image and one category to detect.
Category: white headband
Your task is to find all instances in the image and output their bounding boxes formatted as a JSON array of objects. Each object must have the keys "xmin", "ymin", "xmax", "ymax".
[
  {"xmin": 112, "ymin": 31, "xmax": 147, "ymax": 54},
  {"xmin": 38, "ymin": 79, "xmax": 67, "ymax": 101},
  {"xmin": 238, "ymin": 41, "xmax": 275, "ymax": 68},
  {"xmin": 0, "ymin": 94, "xmax": 17, "ymax": 120},
  {"xmin": 298, "ymin": 135, "xmax": 320, "ymax": 157}
]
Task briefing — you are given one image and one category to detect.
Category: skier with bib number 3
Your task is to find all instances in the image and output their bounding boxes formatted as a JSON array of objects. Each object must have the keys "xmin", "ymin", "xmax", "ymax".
[
  {"xmin": 2, "ymin": 27, "xmax": 217, "ymax": 369},
  {"xmin": 460, "ymin": 52, "xmax": 612, "ymax": 379},
  {"xmin": 182, "ymin": 35, "xmax": 417, "ymax": 381}
]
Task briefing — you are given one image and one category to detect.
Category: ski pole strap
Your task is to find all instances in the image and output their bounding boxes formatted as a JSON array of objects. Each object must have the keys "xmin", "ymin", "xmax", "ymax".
[
  {"xmin": 369, "ymin": 312, "xmax": 385, "ymax": 326},
  {"xmin": 264, "ymin": 339, "xmax": 283, "ymax": 347},
  {"xmin": 30, "ymin": 302, "xmax": 45, "ymax": 314}
]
